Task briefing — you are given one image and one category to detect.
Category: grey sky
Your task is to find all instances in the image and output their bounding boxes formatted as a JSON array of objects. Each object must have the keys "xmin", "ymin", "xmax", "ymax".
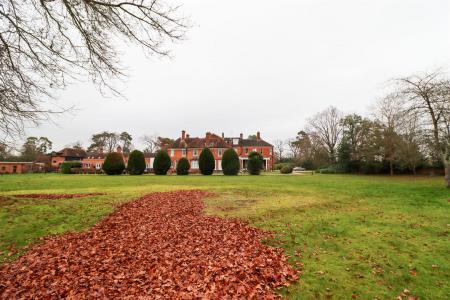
[{"xmin": 28, "ymin": 0, "xmax": 450, "ymax": 151}]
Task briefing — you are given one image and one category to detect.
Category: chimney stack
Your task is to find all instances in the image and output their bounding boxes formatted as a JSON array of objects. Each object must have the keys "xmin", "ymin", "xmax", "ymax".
[
  {"xmin": 221, "ymin": 132, "xmax": 224, "ymax": 139},
  {"xmin": 256, "ymin": 131, "xmax": 261, "ymax": 140},
  {"xmin": 181, "ymin": 130, "xmax": 186, "ymax": 139},
  {"xmin": 186, "ymin": 134, "xmax": 190, "ymax": 139},
  {"xmin": 240, "ymin": 133, "xmax": 243, "ymax": 139}
]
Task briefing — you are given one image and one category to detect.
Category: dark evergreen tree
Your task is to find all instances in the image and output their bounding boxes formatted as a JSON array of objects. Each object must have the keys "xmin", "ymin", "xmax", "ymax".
[
  {"xmin": 102, "ymin": 152, "xmax": 125, "ymax": 175},
  {"xmin": 221, "ymin": 148, "xmax": 240, "ymax": 175},
  {"xmin": 199, "ymin": 147, "xmax": 215, "ymax": 175},
  {"xmin": 176, "ymin": 157, "xmax": 190, "ymax": 175},
  {"xmin": 153, "ymin": 150, "xmax": 171, "ymax": 175},
  {"xmin": 127, "ymin": 150, "xmax": 146, "ymax": 175},
  {"xmin": 247, "ymin": 151, "xmax": 264, "ymax": 175}
]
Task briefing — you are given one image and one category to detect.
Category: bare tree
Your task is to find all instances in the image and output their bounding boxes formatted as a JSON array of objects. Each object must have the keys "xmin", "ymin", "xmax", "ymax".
[
  {"xmin": 397, "ymin": 111, "xmax": 424, "ymax": 175},
  {"xmin": 391, "ymin": 71, "xmax": 450, "ymax": 187},
  {"xmin": 273, "ymin": 139, "xmax": 286, "ymax": 162},
  {"xmin": 141, "ymin": 134, "xmax": 160, "ymax": 153},
  {"xmin": 0, "ymin": 0, "xmax": 186, "ymax": 143},
  {"xmin": 306, "ymin": 106, "xmax": 343, "ymax": 163},
  {"xmin": 373, "ymin": 95, "xmax": 404, "ymax": 175}
]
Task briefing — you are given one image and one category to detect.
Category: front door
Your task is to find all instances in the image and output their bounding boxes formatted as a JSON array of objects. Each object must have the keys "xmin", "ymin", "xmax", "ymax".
[{"xmin": 13, "ymin": 166, "xmax": 17, "ymax": 173}]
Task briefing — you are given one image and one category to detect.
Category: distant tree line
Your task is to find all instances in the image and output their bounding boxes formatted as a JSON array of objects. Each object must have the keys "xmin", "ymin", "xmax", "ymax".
[
  {"xmin": 0, "ymin": 131, "xmax": 175, "ymax": 162},
  {"xmin": 274, "ymin": 71, "xmax": 449, "ymax": 187}
]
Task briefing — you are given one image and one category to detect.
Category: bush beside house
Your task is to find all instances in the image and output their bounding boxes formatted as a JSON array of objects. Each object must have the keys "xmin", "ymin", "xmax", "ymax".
[
  {"xmin": 247, "ymin": 151, "xmax": 264, "ymax": 175},
  {"xmin": 127, "ymin": 150, "xmax": 146, "ymax": 175},
  {"xmin": 153, "ymin": 150, "xmax": 171, "ymax": 175},
  {"xmin": 221, "ymin": 148, "xmax": 240, "ymax": 175},
  {"xmin": 60, "ymin": 161, "xmax": 82, "ymax": 174},
  {"xmin": 199, "ymin": 147, "xmax": 215, "ymax": 175},
  {"xmin": 103, "ymin": 152, "xmax": 125, "ymax": 175},
  {"xmin": 176, "ymin": 157, "xmax": 190, "ymax": 175},
  {"xmin": 280, "ymin": 165, "xmax": 293, "ymax": 174}
]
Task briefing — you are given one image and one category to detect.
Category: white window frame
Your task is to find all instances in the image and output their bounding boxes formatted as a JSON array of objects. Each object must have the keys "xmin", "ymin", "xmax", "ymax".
[
  {"xmin": 218, "ymin": 148, "xmax": 223, "ymax": 157},
  {"xmin": 182, "ymin": 149, "xmax": 186, "ymax": 157},
  {"xmin": 191, "ymin": 160, "xmax": 199, "ymax": 169},
  {"xmin": 193, "ymin": 149, "xmax": 198, "ymax": 157},
  {"xmin": 170, "ymin": 149, "xmax": 175, "ymax": 157}
]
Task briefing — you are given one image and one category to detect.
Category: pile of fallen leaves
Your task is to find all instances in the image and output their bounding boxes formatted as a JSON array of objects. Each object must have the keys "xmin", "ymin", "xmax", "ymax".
[
  {"xmin": 0, "ymin": 190, "xmax": 298, "ymax": 298},
  {"xmin": 12, "ymin": 193, "xmax": 105, "ymax": 199}
]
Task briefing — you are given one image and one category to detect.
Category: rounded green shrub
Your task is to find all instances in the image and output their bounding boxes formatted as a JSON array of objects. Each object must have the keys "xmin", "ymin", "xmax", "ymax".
[
  {"xmin": 280, "ymin": 165, "xmax": 293, "ymax": 174},
  {"xmin": 127, "ymin": 150, "xmax": 146, "ymax": 175},
  {"xmin": 176, "ymin": 157, "xmax": 190, "ymax": 175},
  {"xmin": 221, "ymin": 148, "xmax": 239, "ymax": 175},
  {"xmin": 61, "ymin": 161, "xmax": 82, "ymax": 174},
  {"xmin": 103, "ymin": 152, "xmax": 125, "ymax": 175},
  {"xmin": 247, "ymin": 151, "xmax": 264, "ymax": 175},
  {"xmin": 153, "ymin": 150, "xmax": 171, "ymax": 175},
  {"xmin": 199, "ymin": 147, "xmax": 215, "ymax": 175}
]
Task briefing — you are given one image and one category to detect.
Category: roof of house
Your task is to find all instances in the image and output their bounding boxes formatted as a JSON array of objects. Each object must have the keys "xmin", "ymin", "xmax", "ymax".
[
  {"xmin": 224, "ymin": 137, "xmax": 272, "ymax": 147},
  {"xmin": 170, "ymin": 132, "xmax": 273, "ymax": 149},
  {"xmin": 54, "ymin": 148, "xmax": 87, "ymax": 158},
  {"xmin": 238, "ymin": 139, "xmax": 273, "ymax": 147},
  {"xmin": 170, "ymin": 135, "xmax": 230, "ymax": 149}
]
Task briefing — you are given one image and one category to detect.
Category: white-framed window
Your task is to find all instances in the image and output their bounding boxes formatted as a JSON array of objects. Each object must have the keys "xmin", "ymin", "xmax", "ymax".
[
  {"xmin": 233, "ymin": 138, "xmax": 239, "ymax": 145},
  {"xmin": 253, "ymin": 148, "xmax": 257, "ymax": 152},
  {"xmin": 191, "ymin": 160, "xmax": 199, "ymax": 169},
  {"xmin": 193, "ymin": 149, "xmax": 198, "ymax": 157},
  {"xmin": 170, "ymin": 149, "xmax": 175, "ymax": 157},
  {"xmin": 218, "ymin": 148, "xmax": 223, "ymax": 157},
  {"xmin": 182, "ymin": 149, "xmax": 186, "ymax": 157},
  {"xmin": 96, "ymin": 163, "xmax": 101, "ymax": 169},
  {"xmin": 269, "ymin": 148, "xmax": 272, "ymax": 155}
]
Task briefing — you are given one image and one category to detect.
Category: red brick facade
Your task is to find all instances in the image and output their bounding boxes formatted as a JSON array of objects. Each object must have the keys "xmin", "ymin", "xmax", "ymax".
[
  {"xmin": 167, "ymin": 131, "xmax": 274, "ymax": 171},
  {"xmin": 48, "ymin": 131, "xmax": 273, "ymax": 173}
]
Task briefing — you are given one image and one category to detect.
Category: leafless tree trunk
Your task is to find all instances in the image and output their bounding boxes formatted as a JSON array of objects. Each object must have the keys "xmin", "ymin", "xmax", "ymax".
[
  {"xmin": 306, "ymin": 106, "xmax": 343, "ymax": 163},
  {"xmin": 141, "ymin": 134, "xmax": 160, "ymax": 153},
  {"xmin": 273, "ymin": 139, "xmax": 286, "ymax": 162},
  {"xmin": 0, "ymin": 0, "xmax": 186, "ymax": 144},
  {"xmin": 391, "ymin": 70, "xmax": 450, "ymax": 187},
  {"xmin": 373, "ymin": 95, "xmax": 404, "ymax": 176}
]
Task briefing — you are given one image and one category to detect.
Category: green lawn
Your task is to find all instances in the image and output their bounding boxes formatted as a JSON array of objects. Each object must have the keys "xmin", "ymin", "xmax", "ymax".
[{"xmin": 0, "ymin": 174, "xmax": 448, "ymax": 299}]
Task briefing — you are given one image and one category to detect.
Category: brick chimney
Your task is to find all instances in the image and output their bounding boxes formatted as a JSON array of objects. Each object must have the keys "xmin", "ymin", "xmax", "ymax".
[
  {"xmin": 206, "ymin": 132, "xmax": 211, "ymax": 139},
  {"xmin": 181, "ymin": 130, "xmax": 186, "ymax": 140},
  {"xmin": 240, "ymin": 133, "xmax": 243, "ymax": 139},
  {"xmin": 256, "ymin": 131, "xmax": 261, "ymax": 140},
  {"xmin": 186, "ymin": 134, "xmax": 190, "ymax": 139}
]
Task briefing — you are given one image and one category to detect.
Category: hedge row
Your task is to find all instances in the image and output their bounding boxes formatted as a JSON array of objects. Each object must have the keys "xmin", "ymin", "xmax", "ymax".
[{"xmin": 64, "ymin": 148, "xmax": 270, "ymax": 176}]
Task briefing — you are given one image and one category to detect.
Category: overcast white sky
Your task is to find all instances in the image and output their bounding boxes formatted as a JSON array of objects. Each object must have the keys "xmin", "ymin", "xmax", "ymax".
[{"xmin": 27, "ymin": 0, "xmax": 450, "ymax": 151}]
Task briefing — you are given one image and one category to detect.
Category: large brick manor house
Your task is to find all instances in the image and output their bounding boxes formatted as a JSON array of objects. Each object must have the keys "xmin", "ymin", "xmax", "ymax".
[{"xmin": 50, "ymin": 131, "xmax": 274, "ymax": 173}]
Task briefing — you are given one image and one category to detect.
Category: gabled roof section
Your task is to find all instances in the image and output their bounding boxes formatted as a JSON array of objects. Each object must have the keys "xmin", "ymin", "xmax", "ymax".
[
  {"xmin": 239, "ymin": 139, "xmax": 273, "ymax": 147},
  {"xmin": 55, "ymin": 148, "xmax": 87, "ymax": 158},
  {"xmin": 170, "ymin": 134, "xmax": 230, "ymax": 149}
]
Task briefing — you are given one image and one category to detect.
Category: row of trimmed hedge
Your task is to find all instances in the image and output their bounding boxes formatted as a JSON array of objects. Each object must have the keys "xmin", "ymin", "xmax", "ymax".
[{"xmin": 95, "ymin": 148, "xmax": 266, "ymax": 176}]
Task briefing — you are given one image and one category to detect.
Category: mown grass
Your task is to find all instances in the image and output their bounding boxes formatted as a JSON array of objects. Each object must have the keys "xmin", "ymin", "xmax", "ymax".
[{"xmin": 0, "ymin": 173, "xmax": 448, "ymax": 299}]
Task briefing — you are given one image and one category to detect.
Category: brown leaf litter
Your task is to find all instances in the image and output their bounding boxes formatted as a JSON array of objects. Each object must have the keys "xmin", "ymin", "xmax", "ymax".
[{"xmin": 0, "ymin": 190, "xmax": 298, "ymax": 299}]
